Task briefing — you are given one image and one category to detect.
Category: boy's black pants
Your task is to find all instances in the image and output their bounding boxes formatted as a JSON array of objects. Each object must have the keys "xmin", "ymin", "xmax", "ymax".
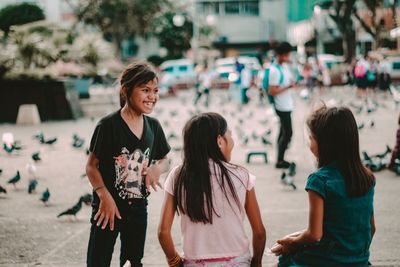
[
  {"xmin": 275, "ymin": 109, "xmax": 293, "ymax": 162},
  {"xmin": 87, "ymin": 200, "xmax": 148, "ymax": 267}
]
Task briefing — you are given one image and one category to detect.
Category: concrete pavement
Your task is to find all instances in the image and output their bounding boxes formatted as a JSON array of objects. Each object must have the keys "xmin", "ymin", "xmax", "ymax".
[{"xmin": 0, "ymin": 86, "xmax": 399, "ymax": 266}]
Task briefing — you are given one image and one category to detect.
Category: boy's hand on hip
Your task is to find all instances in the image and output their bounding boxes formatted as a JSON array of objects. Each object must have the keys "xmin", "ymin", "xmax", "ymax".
[
  {"xmin": 95, "ymin": 188, "xmax": 121, "ymax": 231},
  {"xmin": 144, "ymin": 164, "xmax": 163, "ymax": 192}
]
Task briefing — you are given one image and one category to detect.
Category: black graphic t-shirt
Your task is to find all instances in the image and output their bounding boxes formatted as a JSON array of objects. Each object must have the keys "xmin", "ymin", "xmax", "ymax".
[{"xmin": 89, "ymin": 110, "xmax": 170, "ymax": 205}]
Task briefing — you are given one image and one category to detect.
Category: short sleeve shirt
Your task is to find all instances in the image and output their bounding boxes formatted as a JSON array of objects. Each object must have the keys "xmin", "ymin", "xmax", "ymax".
[
  {"xmin": 89, "ymin": 110, "xmax": 170, "ymax": 205},
  {"xmin": 269, "ymin": 63, "xmax": 294, "ymax": 112},
  {"xmin": 164, "ymin": 161, "xmax": 256, "ymax": 260},
  {"xmin": 294, "ymin": 165, "xmax": 374, "ymax": 266}
]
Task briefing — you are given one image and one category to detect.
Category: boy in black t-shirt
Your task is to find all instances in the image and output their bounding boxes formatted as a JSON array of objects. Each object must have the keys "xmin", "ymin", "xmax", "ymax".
[{"xmin": 86, "ymin": 61, "xmax": 170, "ymax": 267}]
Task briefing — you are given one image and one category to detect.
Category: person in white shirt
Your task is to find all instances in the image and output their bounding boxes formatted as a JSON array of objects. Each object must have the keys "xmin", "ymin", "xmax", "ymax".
[
  {"xmin": 268, "ymin": 42, "xmax": 296, "ymax": 169},
  {"xmin": 194, "ymin": 64, "xmax": 214, "ymax": 107},
  {"xmin": 240, "ymin": 65, "xmax": 252, "ymax": 104}
]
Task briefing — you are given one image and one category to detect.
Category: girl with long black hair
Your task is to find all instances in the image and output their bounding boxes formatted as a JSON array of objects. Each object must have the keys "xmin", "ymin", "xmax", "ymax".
[
  {"xmin": 273, "ymin": 105, "xmax": 376, "ymax": 267},
  {"xmin": 158, "ymin": 112, "xmax": 266, "ymax": 267}
]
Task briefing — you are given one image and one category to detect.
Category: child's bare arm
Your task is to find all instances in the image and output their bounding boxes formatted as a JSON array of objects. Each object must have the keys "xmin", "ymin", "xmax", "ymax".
[
  {"xmin": 158, "ymin": 192, "xmax": 181, "ymax": 264},
  {"xmin": 245, "ymin": 189, "xmax": 266, "ymax": 266},
  {"xmin": 275, "ymin": 190, "xmax": 323, "ymax": 255},
  {"xmin": 86, "ymin": 153, "xmax": 121, "ymax": 231}
]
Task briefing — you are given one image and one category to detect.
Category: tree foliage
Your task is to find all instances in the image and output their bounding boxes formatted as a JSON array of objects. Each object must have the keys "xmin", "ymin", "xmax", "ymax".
[
  {"xmin": 0, "ymin": 3, "xmax": 45, "ymax": 36},
  {"xmin": 67, "ymin": 0, "xmax": 172, "ymax": 57},
  {"xmin": 154, "ymin": 12, "xmax": 193, "ymax": 59},
  {"xmin": 353, "ymin": 0, "xmax": 398, "ymax": 50},
  {"xmin": 328, "ymin": 0, "xmax": 357, "ymax": 62}
]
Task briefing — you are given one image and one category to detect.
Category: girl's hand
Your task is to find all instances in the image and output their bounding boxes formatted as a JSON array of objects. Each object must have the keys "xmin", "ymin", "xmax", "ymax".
[
  {"xmin": 143, "ymin": 164, "xmax": 163, "ymax": 192},
  {"xmin": 95, "ymin": 188, "xmax": 122, "ymax": 231},
  {"xmin": 276, "ymin": 236, "xmax": 299, "ymax": 255}
]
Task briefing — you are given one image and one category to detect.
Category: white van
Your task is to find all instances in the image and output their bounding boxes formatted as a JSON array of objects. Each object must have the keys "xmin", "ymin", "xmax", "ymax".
[{"xmin": 159, "ymin": 59, "xmax": 196, "ymax": 90}]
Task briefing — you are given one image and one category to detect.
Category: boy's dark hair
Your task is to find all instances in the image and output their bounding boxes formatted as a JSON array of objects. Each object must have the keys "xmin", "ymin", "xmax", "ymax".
[
  {"xmin": 174, "ymin": 112, "xmax": 242, "ymax": 224},
  {"xmin": 275, "ymin": 41, "xmax": 293, "ymax": 55},
  {"xmin": 307, "ymin": 105, "xmax": 375, "ymax": 197},
  {"xmin": 119, "ymin": 61, "xmax": 157, "ymax": 108}
]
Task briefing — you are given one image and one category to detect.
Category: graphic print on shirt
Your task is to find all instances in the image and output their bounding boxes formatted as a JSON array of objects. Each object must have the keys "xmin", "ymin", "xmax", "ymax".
[{"xmin": 114, "ymin": 147, "xmax": 150, "ymax": 199}]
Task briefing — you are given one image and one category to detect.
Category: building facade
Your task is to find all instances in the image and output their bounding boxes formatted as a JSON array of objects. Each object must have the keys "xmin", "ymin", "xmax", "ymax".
[{"xmin": 195, "ymin": 0, "xmax": 290, "ymax": 57}]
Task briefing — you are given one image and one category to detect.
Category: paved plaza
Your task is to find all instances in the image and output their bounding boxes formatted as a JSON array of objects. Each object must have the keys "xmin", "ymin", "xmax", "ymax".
[{"xmin": 0, "ymin": 86, "xmax": 399, "ymax": 266}]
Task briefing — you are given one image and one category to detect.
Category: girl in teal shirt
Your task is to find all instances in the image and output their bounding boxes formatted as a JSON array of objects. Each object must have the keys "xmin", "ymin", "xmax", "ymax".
[{"xmin": 273, "ymin": 105, "xmax": 376, "ymax": 267}]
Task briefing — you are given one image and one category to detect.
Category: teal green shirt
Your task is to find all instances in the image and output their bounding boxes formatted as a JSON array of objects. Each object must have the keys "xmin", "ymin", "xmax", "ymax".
[{"xmin": 280, "ymin": 165, "xmax": 374, "ymax": 267}]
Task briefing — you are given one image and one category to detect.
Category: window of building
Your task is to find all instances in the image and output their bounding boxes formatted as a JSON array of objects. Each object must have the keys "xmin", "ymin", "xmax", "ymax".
[
  {"xmin": 199, "ymin": 1, "xmax": 259, "ymax": 16},
  {"xmin": 242, "ymin": 1, "xmax": 259, "ymax": 15},
  {"xmin": 225, "ymin": 1, "xmax": 240, "ymax": 14}
]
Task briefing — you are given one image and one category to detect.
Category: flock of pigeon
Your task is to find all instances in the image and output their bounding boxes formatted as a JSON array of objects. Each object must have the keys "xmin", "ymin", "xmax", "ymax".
[
  {"xmin": 1, "ymin": 131, "xmax": 93, "ymax": 219},
  {"xmin": 162, "ymin": 90, "xmax": 400, "ymax": 189},
  {"xmin": 1, "ymin": 89, "xmax": 399, "ymax": 223}
]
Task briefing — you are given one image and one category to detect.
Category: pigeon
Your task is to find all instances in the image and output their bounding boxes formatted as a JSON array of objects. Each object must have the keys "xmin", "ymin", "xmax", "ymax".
[
  {"xmin": 354, "ymin": 106, "xmax": 363, "ymax": 114},
  {"xmin": 0, "ymin": 169, "xmax": 2, "ymax": 175},
  {"xmin": 370, "ymin": 120, "xmax": 375, "ymax": 128},
  {"xmin": 7, "ymin": 171, "xmax": 21, "ymax": 188},
  {"xmin": 362, "ymin": 151, "xmax": 386, "ymax": 172},
  {"xmin": 167, "ymin": 132, "xmax": 178, "ymax": 140},
  {"xmin": 32, "ymin": 152, "xmax": 41, "ymax": 162},
  {"xmin": 358, "ymin": 123, "xmax": 365, "ymax": 130},
  {"xmin": 41, "ymin": 137, "xmax": 57, "ymax": 145},
  {"xmin": 80, "ymin": 173, "xmax": 87, "ymax": 179},
  {"xmin": 261, "ymin": 136, "xmax": 272, "ymax": 146},
  {"xmin": 281, "ymin": 172, "xmax": 296, "ymax": 190},
  {"xmin": 57, "ymin": 197, "xmax": 84, "ymax": 218},
  {"xmin": 81, "ymin": 193, "xmax": 93, "ymax": 205},
  {"xmin": 72, "ymin": 134, "xmax": 85, "ymax": 148},
  {"xmin": 288, "ymin": 162, "xmax": 296, "ymax": 177},
  {"xmin": 263, "ymin": 129, "xmax": 272, "ymax": 136},
  {"xmin": 85, "ymin": 148, "xmax": 90, "ymax": 156},
  {"xmin": 40, "ymin": 188, "xmax": 50, "ymax": 205},
  {"xmin": 0, "ymin": 185, "xmax": 6, "ymax": 194},
  {"xmin": 3, "ymin": 141, "xmax": 23, "ymax": 154},
  {"xmin": 33, "ymin": 132, "xmax": 44, "ymax": 141},
  {"xmin": 28, "ymin": 179, "xmax": 38, "ymax": 194},
  {"xmin": 241, "ymin": 136, "xmax": 249, "ymax": 146},
  {"xmin": 375, "ymin": 145, "xmax": 391, "ymax": 159},
  {"xmin": 3, "ymin": 143, "xmax": 14, "ymax": 154},
  {"xmin": 251, "ymin": 131, "xmax": 258, "ymax": 140},
  {"xmin": 11, "ymin": 141, "xmax": 23, "ymax": 150}
]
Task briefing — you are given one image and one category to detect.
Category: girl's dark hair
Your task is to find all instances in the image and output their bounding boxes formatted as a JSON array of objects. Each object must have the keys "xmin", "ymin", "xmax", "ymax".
[
  {"xmin": 119, "ymin": 61, "xmax": 157, "ymax": 108},
  {"xmin": 307, "ymin": 105, "xmax": 375, "ymax": 197},
  {"xmin": 174, "ymin": 112, "xmax": 242, "ymax": 224}
]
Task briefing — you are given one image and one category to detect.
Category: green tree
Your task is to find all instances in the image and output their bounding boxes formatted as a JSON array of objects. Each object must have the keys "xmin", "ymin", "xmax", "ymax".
[
  {"xmin": 0, "ymin": 3, "xmax": 45, "ymax": 37},
  {"xmin": 154, "ymin": 12, "xmax": 193, "ymax": 59},
  {"xmin": 328, "ymin": 0, "xmax": 357, "ymax": 62},
  {"xmin": 353, "ymin": 0, "xmax": 398, "ymax": 50},
  {"xmin": 67, "ymin": 0, "xmax": 172, "ymax": 58}
]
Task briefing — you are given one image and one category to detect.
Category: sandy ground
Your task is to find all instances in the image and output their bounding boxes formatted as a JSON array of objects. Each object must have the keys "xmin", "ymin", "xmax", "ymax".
[{"xmin": 0, "ymin": 87, "xmax": 399, "ymax": 266}]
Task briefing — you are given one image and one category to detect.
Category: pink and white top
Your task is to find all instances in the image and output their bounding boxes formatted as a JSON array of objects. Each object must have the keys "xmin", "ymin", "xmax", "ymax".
[{"xmin": 164, "ymin": 160, "xmax": 256, "ymax": 260}]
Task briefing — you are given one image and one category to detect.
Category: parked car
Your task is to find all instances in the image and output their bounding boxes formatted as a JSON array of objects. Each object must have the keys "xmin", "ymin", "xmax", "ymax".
[
  {"xmin": 214, "ymin": 56, "xmax": 261, "ymax": 89},
  {"xmin": 159, "ymin": 59, "xmax": 196, "ymax": 90}
]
